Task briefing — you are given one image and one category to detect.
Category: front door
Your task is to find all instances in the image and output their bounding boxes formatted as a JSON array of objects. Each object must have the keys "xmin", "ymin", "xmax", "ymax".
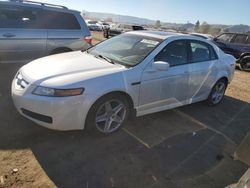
[{"xmin": 138, "ymin": 40, "xmax": 189, "ymax": 116}]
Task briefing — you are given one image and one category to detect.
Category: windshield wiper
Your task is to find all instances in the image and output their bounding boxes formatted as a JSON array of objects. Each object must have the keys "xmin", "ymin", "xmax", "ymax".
[{"xmin": 94, "ymin": 54, "xmax": 115, "ymax": 65}]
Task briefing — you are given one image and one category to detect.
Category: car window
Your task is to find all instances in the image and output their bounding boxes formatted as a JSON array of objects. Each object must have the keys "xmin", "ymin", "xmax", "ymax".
[
  {"xmin": 233, "ymin": 35, "xmax": 248, "ymax": 44},
  {"xmin": 133, "ymin": 26, "xmax": 144, "ymax": 30},
  {"xmin": 216, "ymin": 33, "xmax": 234, "ymax": 43},
  {"xmin": 0, "ymin": 5, "xmax": 44, "ymax": 29},
  {"xmin": 247, "ymin": 36, "xmax": 250, "ymax": 44},
  {"xmin": 155, "ymin": 41, "xmax": 188, "ymax": 66},
  {"xmin": 41, "ymin": 10, "xmax": 80, "ymax": 30},
  {"xmin": 190, "ymin": 42, "xmax": 210, "ymax": 62},
  {"xmin": 89, "ymin": 34, "xmax": 162, "ymax": 67}
]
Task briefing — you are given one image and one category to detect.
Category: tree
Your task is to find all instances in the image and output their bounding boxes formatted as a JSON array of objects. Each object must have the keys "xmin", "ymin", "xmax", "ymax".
[
  {"xmin": 155, "ymin": 20, "xmax": 161, "ymax": 28},
  {"xmin": 194, "ymin": 20, "xmax": 200, "ymax": 32},
  {"xmin": 199, "ymin": 22, "xmax": 210, "ymax": 34}
]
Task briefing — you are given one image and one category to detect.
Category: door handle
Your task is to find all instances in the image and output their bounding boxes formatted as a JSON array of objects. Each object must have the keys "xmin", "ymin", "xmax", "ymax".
[{"xmin": 3, "ymin": 33, "xmax": 16, "ymax": 38}]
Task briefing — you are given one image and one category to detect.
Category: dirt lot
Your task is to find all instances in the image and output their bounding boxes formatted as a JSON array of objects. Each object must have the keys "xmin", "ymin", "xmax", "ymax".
[{"xmin": 0, "ymin": 33, "xmax": 250, "ymax": 188}]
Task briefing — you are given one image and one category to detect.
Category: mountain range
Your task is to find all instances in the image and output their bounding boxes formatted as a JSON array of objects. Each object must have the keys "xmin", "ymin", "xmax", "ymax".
[{"xmin": 82, "ymin": 10, "xmax": 250, "ymax": 33}]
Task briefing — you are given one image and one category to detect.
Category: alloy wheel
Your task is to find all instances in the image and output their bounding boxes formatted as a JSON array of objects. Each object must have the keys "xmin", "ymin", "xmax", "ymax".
[
  {"xmin": 211, "ymin": 81, "xmax": 226, "ymax": 104},
  {"xmin": 95, "ymin": 99, "xmax": 126, "ymax": 133}
]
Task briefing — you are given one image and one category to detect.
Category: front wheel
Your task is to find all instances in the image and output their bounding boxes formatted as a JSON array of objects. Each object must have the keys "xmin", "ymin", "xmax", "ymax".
[
  {"xmin": 239, "ymin": 56, "xmax": 250, "ymax": 71},
  {"xmin": 86, "ymin": 94, "xmax": 130, "ymax": 134},
  {"xmin": 207, "ymin": 79, "xmax": 227, "ymax": 106}
]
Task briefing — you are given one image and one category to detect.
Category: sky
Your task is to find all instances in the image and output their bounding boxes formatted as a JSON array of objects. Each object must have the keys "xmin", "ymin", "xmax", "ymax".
[{"xmin": 33, "ymin": 0, "xmax": 250, "ymax": 25}]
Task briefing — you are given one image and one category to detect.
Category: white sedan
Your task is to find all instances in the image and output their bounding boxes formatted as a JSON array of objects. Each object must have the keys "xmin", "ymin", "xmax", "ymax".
[{"xmin": 12, "ymin": 31, "xmax": 236, "ymax": 134}]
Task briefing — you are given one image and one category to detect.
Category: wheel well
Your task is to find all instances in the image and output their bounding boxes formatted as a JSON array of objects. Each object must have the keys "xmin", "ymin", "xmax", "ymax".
[
  {"xmin": 50, "ymin": 47, "xmax": 72, "ymax": 55},
  {"xmin": 218, "ymin": 77, "xmax": 228, "ymax": 85},
  {"xmin": 89, "ymin": 91, "xmax": 136, "ymax": 118},
  {"xmin": 240, "ymin": 53, "xmax": 250, "ymax": 59},
  {"xmin": 98, "ymin": 91, "xmax": 134, "ymax": 109}
]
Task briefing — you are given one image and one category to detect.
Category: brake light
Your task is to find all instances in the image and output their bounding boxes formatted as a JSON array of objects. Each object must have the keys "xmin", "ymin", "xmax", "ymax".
[{"xmin": 84, "ymin": 36, "xmax": 92, "ymax": 45}]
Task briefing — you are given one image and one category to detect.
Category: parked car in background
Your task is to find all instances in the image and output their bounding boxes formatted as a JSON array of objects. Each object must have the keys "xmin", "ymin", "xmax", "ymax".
[
  {"xmin": 214, "ymin": 33, "xmax": 250, "ymax": 70},
  {"xmin": 191, "ymin": 33, "xmax": 214, "ymax": 40},
  {"xmin": 103, "ymin": 24, "xmax": 145, "ymax": 38},
  {"xmin": 96, "ymin": 21, "xmax": 110, "ymax": 30},
  {"xmin": 86, "ymin": 20, "xmax": 102, "ymax": 31},
  {"xmin": 0, "ymin": 0, "xmax": 92, "ymax": 64},
  {"xmin": 12, "ymin": 31, "xmax": 235, "ymax": 134}
]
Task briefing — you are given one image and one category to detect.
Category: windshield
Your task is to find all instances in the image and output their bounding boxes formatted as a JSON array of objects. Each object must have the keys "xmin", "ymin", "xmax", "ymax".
[{"xmin": 88, "ymin": 34, "xmax": 162, "ymax": 67}]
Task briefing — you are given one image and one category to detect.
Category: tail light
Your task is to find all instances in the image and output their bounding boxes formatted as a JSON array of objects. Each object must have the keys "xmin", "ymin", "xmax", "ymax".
[{"xmin": 84, "ymin": 36, "xmax": 92, "ymax": 45}]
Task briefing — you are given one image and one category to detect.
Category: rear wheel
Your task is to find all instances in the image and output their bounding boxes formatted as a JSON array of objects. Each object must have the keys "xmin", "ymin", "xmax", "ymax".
[
  {"xmin": 207, "ymin": 79, "xmax": 227, "ymax": 106},
  {"xmin": 86, "ymin": 94, "xmax": 129, "ymax": 134}
]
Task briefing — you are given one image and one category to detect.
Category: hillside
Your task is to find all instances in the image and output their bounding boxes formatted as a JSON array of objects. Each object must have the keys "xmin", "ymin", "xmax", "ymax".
[{"xmin": 82, "ymin": 10, "xmax": 250, "ymax": 33}]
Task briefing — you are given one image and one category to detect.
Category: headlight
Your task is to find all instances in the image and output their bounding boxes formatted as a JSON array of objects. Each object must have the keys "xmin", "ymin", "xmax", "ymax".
[{"xmin": 32, "ymin": 86, "xmax": 84, "ymax": 97}]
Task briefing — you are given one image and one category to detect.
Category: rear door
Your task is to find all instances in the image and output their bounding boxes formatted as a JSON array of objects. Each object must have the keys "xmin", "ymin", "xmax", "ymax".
[
  {"xmin": 0, "ymin": 5, "xmax": 47, "ymax": 63},
  {"xmin": 43, "ymin": 10, "xmax": 87, "ymax": 53},
  {"xmin": 229, "ymin": 34, "xmax": 249, "ymax": 57},
  {"xmin": 186, "ymin": 40, "xmax": 218, "ymax": 102}
]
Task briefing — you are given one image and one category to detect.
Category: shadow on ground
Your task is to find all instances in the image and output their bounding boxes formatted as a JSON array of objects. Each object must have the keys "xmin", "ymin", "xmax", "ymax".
[{"xmin": 0, "ymin": 64, "xmax": 249, "ymax": 188}]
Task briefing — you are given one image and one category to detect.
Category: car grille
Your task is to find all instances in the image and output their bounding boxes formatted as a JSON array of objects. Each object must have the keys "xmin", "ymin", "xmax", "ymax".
[{"xmin": 15, "ymin": 73, "xmax": 29, "ymax": 89}]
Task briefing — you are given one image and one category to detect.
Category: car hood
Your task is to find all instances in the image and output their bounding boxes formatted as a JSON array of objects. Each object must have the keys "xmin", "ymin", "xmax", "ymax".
[{"xmin": 20, "ymin": 51, "xmax": 126, "ymax": 87}]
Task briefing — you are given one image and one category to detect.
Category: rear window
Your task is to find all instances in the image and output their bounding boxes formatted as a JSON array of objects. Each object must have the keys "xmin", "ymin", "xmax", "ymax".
[
  {"xmin": 42, "ymin": 10, "xmax": 81, "ymax": 30},
  {"xmin": 0, "ymin": 5, "xmax": 44, "ymax": 29}
]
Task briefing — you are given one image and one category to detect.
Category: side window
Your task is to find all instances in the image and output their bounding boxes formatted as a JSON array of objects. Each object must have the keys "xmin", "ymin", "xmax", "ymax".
[
  {"xmin": 0, "ymin": 5, "xmax": 42, "ymax": 29},
  {"xmin": 216, "ymin": 34, "xmax": 234, "ymax": 43},
  {"xmin": 247, "ymin": 36, "xmax": 250, "ymax": 44},
  {"xmin": 155, "ymin": 41, "xmax": 188, "ymax": 66},
  {"xmin": 233, "ymin": 35, "xmax": 247, "ymax": 44},
  {"xmin": 42, "ymin": 11, "xmax": 80, "ymax": 30},
  {"xmin": 190, "ymin": 41, "xmax": 218, "ymax": 63},
  {"xmin": 190, "ymin": 42, "xmax": 210, "ymax": 62},
  {"xmin": 209, "ymin": 46, "xmax": 218, "ymax": 60}
]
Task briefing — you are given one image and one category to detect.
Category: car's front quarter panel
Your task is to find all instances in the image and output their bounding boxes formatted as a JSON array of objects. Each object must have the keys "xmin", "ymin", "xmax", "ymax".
[{"xmin": 81, "ymin": 67, "xmax": 143, "ymax": 111}]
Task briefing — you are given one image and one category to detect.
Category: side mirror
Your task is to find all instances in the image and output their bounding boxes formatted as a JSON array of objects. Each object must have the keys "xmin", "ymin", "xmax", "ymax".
[{"xmin": 153, "ymin": 61, "xmax": 170, "ymax": 71}]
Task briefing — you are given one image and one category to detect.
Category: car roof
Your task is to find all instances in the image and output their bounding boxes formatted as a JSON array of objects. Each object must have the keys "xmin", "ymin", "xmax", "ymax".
[
  {"xmin": 0, "ymin": 0, "xmax": 80, "ymax": 14},
  {"xmin": 219, "ymin": 32, "xmax": 250, "ymax": 36},
  {"xmin": 128, "ymin": 30, "xmax": 184, "ymax": 40}
]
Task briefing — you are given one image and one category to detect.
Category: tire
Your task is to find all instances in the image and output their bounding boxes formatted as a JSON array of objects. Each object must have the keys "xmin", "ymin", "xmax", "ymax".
[
  {"xmin": 103, "ymin": 29, "xmax": 109, "ymax": 39},
  {"xmin": 207, "ymin": 79, "xmax": 227, "ymax": 106},
  {"xmin": 85, "ymin": 94, "xmax": 130, "ymax": 134},
  {"xmin": 239, "ymin": 56, "xmax": 250, "ymax": 71}
]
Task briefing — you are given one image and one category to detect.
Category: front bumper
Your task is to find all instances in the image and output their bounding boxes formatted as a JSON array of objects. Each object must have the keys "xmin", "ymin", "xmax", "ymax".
[{"xmin": 11, "ymin": 79, "xmax": 89, "ymax": 131}]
